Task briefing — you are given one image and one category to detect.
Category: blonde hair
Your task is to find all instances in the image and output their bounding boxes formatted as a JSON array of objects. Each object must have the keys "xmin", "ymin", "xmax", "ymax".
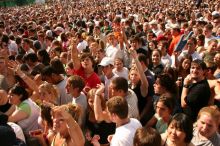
[
  {"xmin": 39, "ymin": 82, "xmax": 59, "ymax": 102},
  {"xmin": 198, "ymin": 106, "xmax": 220, "ymax": 126},
  {"xmin": 128, "ymin": 66, "xmax": 140, "ymax": 81}
]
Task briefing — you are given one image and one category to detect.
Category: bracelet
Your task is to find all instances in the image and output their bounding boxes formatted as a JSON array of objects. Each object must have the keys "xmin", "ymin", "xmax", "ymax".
[{"xmin": 183, "ymin": 84, "xmax": 190, "ymax": 88}]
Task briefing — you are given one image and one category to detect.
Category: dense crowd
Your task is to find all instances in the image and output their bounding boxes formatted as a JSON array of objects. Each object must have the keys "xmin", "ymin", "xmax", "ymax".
[{"xmin": 0, "ymin": 0, "xmax": 220, "ymax": 145}]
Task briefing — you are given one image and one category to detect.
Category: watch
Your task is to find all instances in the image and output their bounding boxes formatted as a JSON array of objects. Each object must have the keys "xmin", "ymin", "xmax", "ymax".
[{"xmin": 183, "ymin": 84, "xmax": 190, "ymax": 88}]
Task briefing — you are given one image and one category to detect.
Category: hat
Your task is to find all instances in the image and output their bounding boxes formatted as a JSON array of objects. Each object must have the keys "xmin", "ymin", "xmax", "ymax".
[
  {"xmin": 46, "ymin": 30, "xmax": 53, "ymax": 37},
  {"xmin": 212, "ymin": 11, "xmax": 220, "ymax": 17},
  {"xmin": 149, "ymin": 20, "xmax": 157, "ymax": 25},
  {"xmin": 170, "ymin": 23, "xmax": 180, "ymax": 29},
  {"xmin": 54, "ymin": 26, "xmax": 64, "ymax": 33},
  {"xmin": 99, "ymin": 57, "xmax": 114, "ymax": 66}
]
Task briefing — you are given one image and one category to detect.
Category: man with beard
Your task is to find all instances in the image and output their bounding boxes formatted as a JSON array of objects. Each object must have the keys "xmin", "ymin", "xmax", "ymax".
[{"xmin": 181, "ymin": 59, "xmax": 211, "ymax": 122}]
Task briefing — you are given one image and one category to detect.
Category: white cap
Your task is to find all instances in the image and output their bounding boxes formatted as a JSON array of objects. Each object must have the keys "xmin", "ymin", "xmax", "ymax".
[
  {"xmin": 54, "ymin": 27, "xmax": 64, "ymax": 33},
  {"xmin": 99, "ymin": 57, "xmax": 114, "ymax": 66},
  {"xmin": 149, "ymin": 20, "xmax": 157, "ymax": 25}
]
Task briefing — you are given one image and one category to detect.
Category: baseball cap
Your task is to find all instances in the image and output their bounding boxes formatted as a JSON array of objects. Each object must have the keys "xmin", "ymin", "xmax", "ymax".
[{"xmin": 99, "ymin": 57, "xmax": 114, "ymax": 66}]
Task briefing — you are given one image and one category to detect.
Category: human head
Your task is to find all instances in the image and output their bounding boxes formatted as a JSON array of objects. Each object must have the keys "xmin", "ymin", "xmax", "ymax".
[
  {"xmin": 133, "ymin": 127, "xmax": 161, "ymax": 146},
  {"xmin": 50, "ymin": 58, "xmax": 66, "ymax": 75},
  {"xmin": 167, "ymin": 113, "xmax": 193, "ymax": 143},
  {"xmin": 8, "ymin": 85, "xmax": 29, "ymax": 105},
  {"xmin": 66, "ymin": 75, "xmax": 85, "ymax": 96},
  {"xmin": 129, "ymin": 66, "xmax": 140, "ymax": 85},
  {"xmin": 197, "ymin": 106, "xmax": 220, "ymax": 138},
  {"xmin": 52, "ymin": 103, "xmax": 81, "ymax": 137},
  {"xmin": 110, "ymin": 77, "xmax": 128, "ymax": 97},
  {"xmin": 114, "ymin": 58, "xmax": 124, "ymax": 71},
  {"xmin": 80, "ymin": 53, "xmax": 95, "ymax": 69},
  {"xmin": 37, "ymin": 49, "xmax": 50, "ymax": 66},
  {"xmin": 186, "ymin": 37, "xmax": 197, "ymax": 53},
  {"xmin": 155, "ymin": 95, "xmax": 174, "ymax": 118},
  {"xmin": 151, "ymin": 49, "xmax": 161, "ymax": 66},
  {"xmin": 106, "ymin": 96, "xmax": 128, "ymax": 120},
  {"xmin": 99, "ymin": 57, "xmax": 114, "ymax": 77},
  {"xmin": 40, "ymin": 103, "xmax": 53, "ymax": 128},
  {"xmin": 203, "ymin": 24, "xmax": 213, "ymax": 37},
  {"xmin": 190, "ymin": 59, "xmax": 206, "ymax": 80},
  {"xmin": 38, "ymin": 82, "xmax": 59, "ymax": 104}
]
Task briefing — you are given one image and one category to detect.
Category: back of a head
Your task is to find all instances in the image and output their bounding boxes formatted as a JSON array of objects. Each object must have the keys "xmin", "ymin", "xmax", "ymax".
[
  {"xmin": 111, "ymin": 77, "xmax": 128, "ymax": 93},
  {"xmin": 134, "ymin": 127, "xmax": 161, "ymax": 146}
]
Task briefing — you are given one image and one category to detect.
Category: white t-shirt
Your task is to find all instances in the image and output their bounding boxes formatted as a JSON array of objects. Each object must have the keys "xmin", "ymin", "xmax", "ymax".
[
  {"xmin": 105, "ymin": 45, "xmax": 123, "ymax": 61},
  {"xmin": 110, "ymin": 118, "xmax": 142, "ymax": 146},
  {"xmin": 113, "ymin": 67, "xmax": 129, "ymax": 80}
]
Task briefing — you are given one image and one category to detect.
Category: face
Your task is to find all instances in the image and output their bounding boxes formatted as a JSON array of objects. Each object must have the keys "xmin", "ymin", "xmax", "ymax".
[
  {"xmin": 129, "ymin": 69, "xmax": 140, "ymax": 85},
  {"xmin": 101, "ymin": 65, "xmax": 112, "ymax": 76},
  {"xmin": 153, "ymin": 78, "xmax": 165, "ymax": 94},
  {"xmin": 186, "ymin": 40, "xmax": 196, "ymax": 52},
  {"xmin": 152, "ymin": 51, "xmax": 161, "ymax": 65},
  {"xmin": 109, "ymin": 82, "xmax": 120, "ymax": 97},
  {"xmin": 107, "ymin": 35, "xmax": 115, "ymax": 45},
  {"xmin": 38, "ymin": 88, "xmax": 51, "ymax": 102},
  {"xmin": 114, "ymin": 59, "xmax": 123, "ymax": 71},
  {"xmin": 156, "ymin": 101, "xmax": 170, "ymax": 119},
  {"xmin": 182, "ymin": 59, "xmax": 191, "ymax": 70},
  {"xmin": 214, "ymin": 53, "xmax": 220, "ymax": 65},
  {"xmin": 197, "ymin": 114, "xmax": 217, "ymax": 138},
  {"xmin": 81, "ymin": 57, "xmax": 93, "ymax": 69},
  {"xmin": 0, "ymin": 59, "xmax": 5, "ymax": 71},
  {"xmin": 167, "ymin": 121, "xmax": 186, "ymax": 143},
  {"xmin": 130, "ymin": 40, "xmax": 139, "ymax": 49},
  {"xmin": 52, "ymin": 111, "xmax": 68, "ymax": 137},
  {"xmin": 8, "ymin": 91, "xmax": 21, "ymax": 105},
  {"xmin": 203, "ymin": 28, "xmax": 212, "ymax": 37},
  {"xmin": 207, "ymin": 41, "xmax": 217, "ymax": 52},
  {"xmin": 190, "ymin": 63, "xmax": 204, "ymax": 80}
]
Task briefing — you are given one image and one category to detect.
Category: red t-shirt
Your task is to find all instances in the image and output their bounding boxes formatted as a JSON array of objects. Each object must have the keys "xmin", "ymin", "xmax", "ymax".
[{"xmin": 72, "ymin": 66, "xmax": 101, "ymax": 89}]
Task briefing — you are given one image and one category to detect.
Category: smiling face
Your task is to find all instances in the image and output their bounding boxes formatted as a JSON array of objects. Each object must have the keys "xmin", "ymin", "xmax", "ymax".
[
  {"xmin": 167, "ymin": 120, "xmax": 186, "ymax": 143},
  {"xmin": 190, "ymin": 63, "xmax": 204, "ymax": 80},
  {"xmin": 81, "ymin": 56, "xmax": 93, "ymax": 70},
  {"xmin": 129, "ymin": 69, "xmax": 140, "ymax": 85},
  {"xmin": 52, "ymin": 111, "xmax": 69, "ymax": 137},
  {"xmin": 182, "ymin": 59, "xmax": 191, "ymax": 70},
  {"xmin": 152, "ymin": 50, "xmax": 161, "ymax": 65},
  {"xmin": 8, "ymin": 91, "xmax": 21, "ymax": 105}
]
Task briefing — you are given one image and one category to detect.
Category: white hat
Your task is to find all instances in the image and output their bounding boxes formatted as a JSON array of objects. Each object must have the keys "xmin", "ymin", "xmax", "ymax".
[
  {"xmin": 212, "ymin": 11, "xmax": 220, "ymax": 17},
  {"xmin": 54, "ymin": 27, "xmax": 64, "ymax": 33},
  {"xmin": 46, "ymin": 30, "xmax": 53, "ymax": 37},
  {"xmin": 99, "ymin": 57, "xmax": 114, "ymax": 66},
  {"xmin": 170, "ymin": 23, "xmax": 180, "ymax": 29}
]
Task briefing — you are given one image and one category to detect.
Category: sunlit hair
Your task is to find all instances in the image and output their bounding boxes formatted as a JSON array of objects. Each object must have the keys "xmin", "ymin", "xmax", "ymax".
[
  {"xmin": 52, "ymin": 103, "xmax": 82, "ymax": 123},
  {"xmin": 87, "ymin": 88, "xmax": 106, "ymax": 110},
  {"xmin": 128, "ymin": 66, "xmax": 140, "ymax": 81},
  {"xmin": 197, "ymin": 106, "xmax": 220, "ymax": 126},
  {"xmin": 39, "ymin": 82, "xmax": 59, "ymax": 102}
]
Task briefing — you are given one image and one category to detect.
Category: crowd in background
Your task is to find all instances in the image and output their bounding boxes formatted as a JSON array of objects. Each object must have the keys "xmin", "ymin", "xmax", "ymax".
[{"xmin": 0, "ymin": 0, "xmax": 220, "ymax": 145}]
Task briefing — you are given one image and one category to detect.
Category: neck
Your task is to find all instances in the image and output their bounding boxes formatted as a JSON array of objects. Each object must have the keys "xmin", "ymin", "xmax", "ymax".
[
  {"xmin": 167, "ymin": 138, "xmax": 188, "ymax": 146},
  {"xmin": 84, "ymin": 68, "xmax": 94, "ymax": 75},
  {"xmin": 117, "ymin": 118, "xmax": 130, "ymax": 127},
  {"xmin": 106, "ymin": 72, "xmax": 114, "ymax": 79}
]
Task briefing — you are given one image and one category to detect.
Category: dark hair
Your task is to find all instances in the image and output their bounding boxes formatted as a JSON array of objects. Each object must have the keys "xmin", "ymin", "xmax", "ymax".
[
  {"xmin": 1, "ymin": 34, "xmax": 9, "ymax": 44},
  {"xmin": 168, "ymin": 113, "xmax": 193, "ymax": 143},
  {"xmin": 24, "ymin": 52, "xmax": 38, "ymax": 63},
  {"xmin": 155, "ymin": 95, "xmax": 175, "ymax": 113},
  {"xmin": 111, "ymin": 77, "xmax": 128, "ymax": 93},
  {"xmin": 37, "ymin": 49, "xmax": 50, "ymax": 66},
  {"xmin": 191, "ymin": 59, "xmax": 207, "ymax": 70},
  {"xmin": 40, "ymin": 104, "xmax": 53, "ymax": 128},
  {"xmin": 106, "ymin": 96, "xmax": 128, "ymax": 119},
  {"xmin": 134, "ymin": 127, "xmax": 161, "ymax": 146},
  {"xmin": 157, "ymin": 73, "xmax": 177, "ymax": 95},
  {"xmin": 138, "ymin": 53, "xmax": 149, "ymax": 67},
  {"xmin": 68, "ymin": 75, "xmax": 85, "ymax": 92},
  {"xmin": 10, "ymin": 85, "xmax": 29, "ymax": 101},
  {"xmin": 50, "ymin": 58, "xmax": 66, "ymax": 75},
  {"xmin": 80, "ymin": 53, "xmax": 95, "ymax": 67},
  {"xmin": 41, "ymin": 66, "xmax": 56, "ymax": 77}
]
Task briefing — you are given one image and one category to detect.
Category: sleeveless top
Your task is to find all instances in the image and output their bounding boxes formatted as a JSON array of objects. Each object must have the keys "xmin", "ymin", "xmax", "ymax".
[
  {"xmin": 17, "ymin": 98, "xmax": 40, "ymax": 135},
  {"xmin": 86, "ymin": 119, "xmax": 116, "ymax": 144}
]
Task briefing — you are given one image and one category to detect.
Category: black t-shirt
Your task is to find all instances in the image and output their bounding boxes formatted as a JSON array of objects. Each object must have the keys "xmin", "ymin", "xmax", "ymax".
[{"xmin": 0, "ymin": 102, "xmax": 12, "ymax": 113}]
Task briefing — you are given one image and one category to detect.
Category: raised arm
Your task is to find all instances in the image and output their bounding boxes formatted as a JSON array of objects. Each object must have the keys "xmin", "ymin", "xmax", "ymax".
[
  {"xmin": 7, "ymin": 60, "xmax": 39, "ymax": 94},
  {"xmin": 130, "ymin": 48, "xmax": 149, "ymax": 97},
  {"xmin": 70, "ymin": 37, "xmax": 81, "ymax": 70},
  {"xmin": 94, "ymin": 84, "xmax": 111, "ymax": 122}
]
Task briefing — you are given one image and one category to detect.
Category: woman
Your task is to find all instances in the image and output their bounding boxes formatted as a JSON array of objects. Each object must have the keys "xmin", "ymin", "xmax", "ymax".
[
  {"xmin": 129, "ymin": 49, "xmax": 149, "ymax": 116},
  {"xmin": 37, "ymin": 49, "xmax": 50, "ymax": 66},
  {"xmin": 146, "ymin": 95, "xmax": 174, "ymax": 134},
  {"xmin": 177, "ymin": 55, "xmax": 192, "ymax": 80},
  {"xmin": 51, "ymin": 103, "xmax": 85, "ymax": 146},
  {"xmin": 191, "ymin": 106, "xmax": 220, "ymax": 146},
  {"xmin": 8, "ymin": 85, "xmax": 40, "ymax": 135},
  {"xmin": 149, "ymin": 49, "xmax": 164, "ymax": 77},
  {"xmin": 161, "ymin": 113, "xmax": 194, "ymax": 146},
  {"xmin": 85, "ymin": 88, "xmax": 115, "ymax": 146}
]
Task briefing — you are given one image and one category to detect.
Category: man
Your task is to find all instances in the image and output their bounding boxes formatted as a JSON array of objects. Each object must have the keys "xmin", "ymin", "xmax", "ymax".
[
  {"xmin": 106, "ymin": 96, "xmax": 142, "ymax": 146},
  {"xmin": 109, "ymin": 77, "xmax": 139, "ymax": 119},
  {"xmin": 203, "ymin": 24, "xmax": 215, "ymax": 48},
  {"xmin": 41, "ymin": 66, "xmax": 72, "ymax": 105},
  {"xmin": 178, "ymin": 37, "xmax": 202, "ymax": 61},
  {"xmin": 181, "ymin": 59, "xmax": 211, "ymax": 122},
  {"xmin": 66, "ymin": 75, "xmax": 87, "ymax": 129},
  {"xmin": 168, "ymin": 24, "xmax": 181, "ymax": 55},
  {"xmin": 99, "ymin": 57, "xmax": 118, "ymax": 99}
]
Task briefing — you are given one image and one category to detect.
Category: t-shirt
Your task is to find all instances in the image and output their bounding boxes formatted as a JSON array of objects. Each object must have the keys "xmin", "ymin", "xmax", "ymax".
[{"xmin": 110, "ymin": 118, "xmax": 142, "ymax": 146}]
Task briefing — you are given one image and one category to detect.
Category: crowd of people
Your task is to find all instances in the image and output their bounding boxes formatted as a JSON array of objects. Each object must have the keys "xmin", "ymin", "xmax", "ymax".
[{"xmin": 0, "ymin": 0, "xmax": 220, "ymax": 145}]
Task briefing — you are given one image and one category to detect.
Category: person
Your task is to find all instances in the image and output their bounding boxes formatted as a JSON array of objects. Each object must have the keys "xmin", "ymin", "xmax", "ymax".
[
  {"xmin": 161, "ymin": 113, "xmax": 194, "ymax": 146},
  {"xmin": 112, "ymin": 58, "xmax": 129, "ymax": 80},
  {"xmin": 181, "ymin": 59, "xmax": 211, "ymax": 122},
  {"xmin": 191, "ymin": 106, "xmax": 220, "ymax": 146},
  {"xmin": 51, "ymin": 103, "xmax": 85, "ymax": 146},
  {"xmin": 133, "ymin": 127, "xmax": 161, "ymax": 146},
  {"xmin": 86, "ymin": 88, "xmax": 115, "ymax": 146},
  {"xmin": 106, "ymin": 96, "xmax": 142, "ymax": 146},
  {"xmin": 146, "ymin": 95, "xmax": 174, "ymax": 134},
  {"xmin": 149, "ymin": 49, "xmax": 164, "ymax": 77},
  {"xmin": 66, "ymin": 75, "xmax": 87, "ymax": 129},
  {"xmin": 109, "ymin": 77, "xmax": 139, "ymax": 119},
  {"xmin": 8, "ymin": 85, "xmax": 40, "ymax": 135}
]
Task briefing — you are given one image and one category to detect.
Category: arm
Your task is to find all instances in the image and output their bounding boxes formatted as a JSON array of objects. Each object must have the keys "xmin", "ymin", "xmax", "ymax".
[
  {"xmin": 181, "ymin": 75, "xmax": 193, "ymax": 108},
  {"xmin": 94, "ymin": 84, "xmax": 111, "ymax": 122},
  {"xmin": 8, "ymin": 109, "xmax": 29, "ymax": 122},
  {"xmin": 70, "ymin": 38, "xmax": 81, "ymax": 70},
  {"xmin": 145, "ymin": 115, "xmax": 157, "ymax": 128}
]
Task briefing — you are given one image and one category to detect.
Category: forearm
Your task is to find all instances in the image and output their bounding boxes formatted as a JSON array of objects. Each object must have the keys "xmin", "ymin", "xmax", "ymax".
[{"xmin": 181, "ymin": 87, "xmax": 188, "ymax": 108}]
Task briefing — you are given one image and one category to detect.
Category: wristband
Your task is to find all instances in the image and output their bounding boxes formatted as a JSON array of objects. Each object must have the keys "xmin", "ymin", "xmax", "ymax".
[{"xmin": 183, "ymin": 84, "xmax": 190, "ymax": 88}]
